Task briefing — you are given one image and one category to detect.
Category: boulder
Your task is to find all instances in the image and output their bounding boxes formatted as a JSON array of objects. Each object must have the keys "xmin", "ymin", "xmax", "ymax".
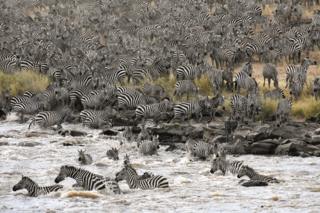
[
  {"xmin": 249, "ymin": 139, "xmax": 280, "ymax": 155},
  {"xmin": 310, "ymin": 135, "xmax": 320, "ymax": 145},
  {"xmin": 275, "ymin": 139, "xmax": 320, "ymax": 155},
  {"xmin": 314, "ymin": 128, "xmax": 320, "ymax": 135}
]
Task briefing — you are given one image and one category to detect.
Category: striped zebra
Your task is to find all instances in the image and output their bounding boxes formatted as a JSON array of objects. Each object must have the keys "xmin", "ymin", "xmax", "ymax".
[
  {"xmin": 28, "ymin": 108, "xmax": 71, "ymax": 129},
  {"xmin": 135, "ymin": 99, "xmax": 173, "ymax": 120},
  {"xmin": 210, "ymin": 152, "xmax": 245, "ymax": 176},
  {"xmin": 246, "ymin": 92, "xmax": 262, "ymax": 121},
  {"xmin": 176, "ymin": 65, "xmax": 203, "ymax": 80},
  {"xmin": 173, "ymin": 97, "xmax": 212, "ymax": 121},
  {"xmin": 313, "ymin": 76, "xmax": 320, "ymax": 100},
  {"xmin": 234, "ymin": 71, "xmax": 258, "ymax": 94},
  {"xmin": 55, "ymin": 165, "xmax": 121, "ymax": 194},
  {"xmin": 11, "ymin": 98, "xmax": 44, "ymax": 123},
  {"xmin": 117, "ymin": 90, "xmax": 146, "ymax": 110},
  {"xmin": 18, "ymin": 59, "xmax": 49, "ymax": 74},
  {"xmin": 142, "ymin": 83, "xmax": 166, "ymax": 101},
  {"xmin": 80, "ymin": 109, "xmax": 113, "ymax": 129},
  {"xmin": 138, "ymin": 135, "xmax": 160, "ymax": 156},
  {"xmin": 276, "ymin": 98, "xmax": 292, "ymax": 126},
  {"xmin": 104, "ymin": 68, "xmax": 127, "ymax": 85},
  {"xmin": 78, "ymin": 149, "xmax": 93, "ymax": 165},
  {"xmin": 186, "ymin": 139, "xmax": 217, "ymax": 160},
  {"xmin": 208, "ymin": 68, "xmax": 223, "ymax": 95},
  {"xmin": 240, "ymin": 62, "xmax": 253, "ymax": 77},
  {"xmin": 262, "ymin": 63, "xmax": 278, "ymax": 88},
  {"xmin": 13, "ymin": 176, "xmax": 63, "ymax": 197},
  {"xmin": 115, "ymin": 159, "xmax": 169, "ymax": 189},
  {"xmin": 289, "ymin": 79, "xmax": 304, "ymax": 100},
  {"xmin": 230, "ymin": 94, "xmax": 248, "ymax": 122},
  {"xmin": 0, "ymin": 54, "xmax": 17, "ymax": 72},
  {"xmin": 285, "ymin": 58, "xmax": 316, "ymax": 89},
  {"xmin": 237, "ymin": 165, "xmax": 280, "ymax": 183},
  {"xmin": 264, "ymin": 88, "xmax": 286, "ymax": 100},
  {"xmin": 173, "ymin": 80, "xmax": 198, "ymax": 100},
  {"xmin": 80, "ymin": 89, "xmax": 111, "ymax": 110}
]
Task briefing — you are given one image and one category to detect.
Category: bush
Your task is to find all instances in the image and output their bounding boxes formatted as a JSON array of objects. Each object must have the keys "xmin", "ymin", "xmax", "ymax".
[{"xmin": 0, "ymin": 70, "xmax": 49, "ymax": 96}]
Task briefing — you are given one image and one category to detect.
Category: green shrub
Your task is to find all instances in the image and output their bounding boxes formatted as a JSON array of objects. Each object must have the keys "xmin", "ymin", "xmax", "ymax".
[{"xmin": 0, "ymin": 70, "xmax": 49, "ymax": 96}]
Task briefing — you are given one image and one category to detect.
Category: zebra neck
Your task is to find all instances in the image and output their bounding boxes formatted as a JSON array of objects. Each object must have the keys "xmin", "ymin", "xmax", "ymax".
[
  {"xmin": 68, "ymin": 167, "xmax": 81, "ymax": 178},
  {"xmin": 25, "ymin": 182, "xmax": 38, "ymax": 196}
]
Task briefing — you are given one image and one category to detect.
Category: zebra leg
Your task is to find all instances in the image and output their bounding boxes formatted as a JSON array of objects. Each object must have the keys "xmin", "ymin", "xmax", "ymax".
[
  {"xmin": 263, "ymin": 78, "xmax": 265, "ymax": 87},
  {"xmin": 268, "ymin": 78, "xmax": 271, "ymax": 88}
]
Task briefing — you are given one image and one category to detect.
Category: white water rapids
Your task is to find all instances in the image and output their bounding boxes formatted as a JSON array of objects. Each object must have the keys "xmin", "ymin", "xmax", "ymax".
[{"xmin": 0, "ymin": 115, "xmax": 319, "ymax": 213}]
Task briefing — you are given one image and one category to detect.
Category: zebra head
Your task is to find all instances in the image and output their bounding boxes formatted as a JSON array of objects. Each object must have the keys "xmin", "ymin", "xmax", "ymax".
[
  {"xmin": 237, "ymin": 165, "xmax": 253, "ymax": 178},
  {"xmin": 55, "ymin": 165, "xmax": 74, "ymax": 183},
  {"xmin": 115, "ymin": 167, "xmax": 127, "ymax": 182},
  {"xmin": 210, "ymin": 153, "xmax": 220, "ymax": 174},
  {"xmin": 78, "ymin": 149, "xmax": 87, "ymax": 162},
  {"xmin": 13, "ymin": 175, "xmax": 36, "ymax": 191},
  {"xmin": 106, "ymin": 147, "xmax": 119, "ymax": 161}
]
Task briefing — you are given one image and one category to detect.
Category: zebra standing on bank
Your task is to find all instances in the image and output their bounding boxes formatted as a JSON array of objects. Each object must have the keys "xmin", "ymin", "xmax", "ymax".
[
  {"xmin": 115, "ymin": 158, "xmax": 169, "ymax": 189},
  {"xmin": 234, "ymin": 71, "xmax": 258, "ymax": 94},
  {"xmin": 176, "ymin": 64, "xmax": 203, "ymax": 80},
  {"xmin": 262, "ymin": 63, "xmax": 278, "ymax": 88},
  {"xmin": 11, "ymin": 98, "xmax": 44, "ymax": 123},
  {"xmin": 208, "ymin": 68, "xmax": 223, "ymax": 95},
  {"xmin": 276, "ymin": 98, "xmax": 292, "ymax": 126},
  {"xmin": 186, "ymin": 139, "xmax": 217, "ymax": 160},
  {"xmin": 173, "ymin": 80, "xmax": 198, "ymax": 100},
  {"xmin": 79, "ymin": 109, "xmax": 113, "ymax": 129},
  {"xmin": 135, "ymin": 99, "xmax": 173, "ymax": 120},
  {"xmin": 240, "ymin": 62, "xmax": 253, "ymax": 77},
  {"xmin": 313, "ymin": 76, "xmax": 320, "ymax": 100},
  {"xmin": 285, "ymin": 58, "xmax": 317, "ymax": 89},
  {"xmin": 13, "ymin": 176, "xmax": 63, "ymax": 197},
  {"xmin": 230, "ymin": 94, "xmax": 248, "ymax": 122},
  {"xmin": 237, "ymin": 165, "xmax": 280, "ymax": 183},
  {"xmin": 28, "ymin": 108, "xmax": 71, "ymax": 129},
  {"xmin": 264, "ymin": 88, "xmax": 286, "ymax": 100},
  {"xmin": 55, "ymin": 165, "xmax": 121, "ymax": 194},
  {"xmin": 0, "ymin": 53, "xmax": 18, "ymax": 72},
  {"xmin": 173, "ymin": 97, "xmax": 212, "ymax": 121},
  {"xmin": 117, "ymin": 90, "xmax": 146, "ymax": 110}
]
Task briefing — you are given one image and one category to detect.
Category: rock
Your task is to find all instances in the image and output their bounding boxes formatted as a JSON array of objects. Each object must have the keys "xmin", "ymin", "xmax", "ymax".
[
  {"xmin": 222, "ymin": 139, "xmax": 250, "ymax": 155},
  {"xmin": 209, "ymin": 135, "xmax": 226, "ymax": 144},
  {"xmin": 239, "ymin": 180, "xmax": 268, "ymax": 187},
  {"xmin": 0, "ymin": 141, "xmax": 9, "ymax": 146},
  {"xmin": 100, "ymin": 129, "xmax": 119, "ymax": 136},
  {"xmin": 18, "ymin": 141, "xmax": 41, "ymax": 147},
  {"xmin": 249, "ymin": 139, "xmax": 280, "ymax": 155},
  {"xmin": 314, "ymin": 128, "xmax": 320, "ymax": 135},
  {"xmin": 275, "ymin": 139, "xmax": 320, "ymax": 155},
  {"xmin": 310, "ymin": 135, "xmax": 320, "ymax": 145},
  {"xmin": 58, "ymin": 130, "xmax": 87, "ymax": 137}
]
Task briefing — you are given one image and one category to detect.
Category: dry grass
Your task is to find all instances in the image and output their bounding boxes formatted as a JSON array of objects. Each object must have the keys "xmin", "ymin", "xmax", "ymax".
[
  {"xmin": 64, "ymin": 191, "xmax": 101, "ymax": 199},
  {"xmin": 0, "ymin": 70, "xmax": 49, "ymax": 96}
]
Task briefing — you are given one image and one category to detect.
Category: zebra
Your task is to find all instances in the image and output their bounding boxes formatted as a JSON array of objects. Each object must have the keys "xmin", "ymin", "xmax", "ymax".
[
  {"xmin": 79, "ymin": 109, "xmax": 113, "ymax": 129},
  {"xmin": 240, "ymin": 62, "xmax": 253, "ymax": 77},
  {"xmin": 18, "ymin": 59, "xmax": 49, "ymax": 74},
  {"xmin": 246, "ymin": 92, "xmax": 262, "ymax": 121},
  {"xmin": 115, "ymin": 158, "xmax": 169, "ymax": 189},
  {"xmin": 234, "ymin": 71, "xmax": 258, "ymax": 94},
  {"xmin": 173, "ymin": 80, "xmax": 198, "ymax": 100},
  {"xmin": 117, "ymin": 91, "xmax": 146, "ymax": 110},
  {"xmin": 11, "ymin": 98, "xmax": 44, "ymax": 123},
  {"xmin": 13, "ymin": 176, "xmax": 63, "ymax": 197},
  {"xmin": 55, "ymin": 165, "xmax": 121, "ymax": 194},
  {"xmin": 289, "ymin": 79, "xmax": 304, "ymax": 100},
  {"xmin": 0, "ymin": 54, "xmax": 17, "ymax": 72},
  {"xmin": 210, "ymin": 152, "xmax": 245, "ymax": 176},
  {"xmin": 78, "ymin": 149, "xmax": 93, "ymax": 165},
  {"xmin": 176, "ymin": 65, "xmax": 203, "ymax": 80},
  {"xmin": 264, "ymin": 88, "xmax": 286, "ymax": 100},
  {"xmin": 276, "ymin": 98, "xmax": 292, "ymax": 127},
  {"xmin": 285, "ymin": 58, "xmax": 317, "ymax": 89},
  {"xmin": 313, "ymin": 76, "xmax": 320, "ymax": 100},
  {"xmin": 237, "ymin": 165, "xmax": 280, "ymax": 183},
  {"xmin": 142, "ymin": 83, "xmax": 166, "ymax": 101},
  {"xmin": 138, "ymin": 135, "xmax": 160, "ymax": 156},
  {"xmin": 186, "ymin": 139, "xmax": 217, "ymax": 160},
  {"xmin": 173, "ymin": 97, "xmax": 212, "ymax": 121},
  {"xmin": 135, "ymin": 99, "xmax": 173, "ymax": 120},
  {"xmin": 208, "ymin": 68, "xmax": 223, "ymax": 95},
  {"xmin": 230, "ymin": 94, "xmax": 248, "ymax": 122},
  {"xmin": 106, "ymin": 148, "xmax": 119, "ymax": 161},
  {"xmin": 262, "ymin": 63, "xmax": 278, "ymax": 88},
  {"xmin": 80, "ymin": 89, "xmax": 111, "ymax": 110},
  {"xmin": 28, "ymin": 108, "xmax": 71, "ymax": 129}
]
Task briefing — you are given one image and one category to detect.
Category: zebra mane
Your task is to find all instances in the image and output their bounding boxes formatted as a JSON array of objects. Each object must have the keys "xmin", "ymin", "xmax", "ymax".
[{"xmin": 21, "ymin": 176, "xmax": 38, "ymax": 186}]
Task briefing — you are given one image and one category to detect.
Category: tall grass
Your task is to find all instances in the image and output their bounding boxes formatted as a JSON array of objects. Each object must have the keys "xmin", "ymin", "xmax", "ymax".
[{"xmin": 0, "ymin": 70, "xmax": 49, "ymax": 96}]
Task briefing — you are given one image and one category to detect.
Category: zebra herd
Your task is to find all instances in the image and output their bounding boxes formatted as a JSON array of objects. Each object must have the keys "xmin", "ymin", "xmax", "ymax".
[{"xmin": 2, "ymin": 0, "xmax": 320, "ymax": 199}]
